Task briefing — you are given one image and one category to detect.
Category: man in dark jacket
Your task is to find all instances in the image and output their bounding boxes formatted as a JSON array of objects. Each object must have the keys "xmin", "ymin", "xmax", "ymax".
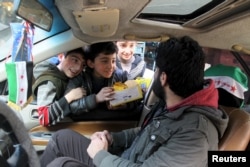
[{"xmin": 40, "ymin": 36, "xmax": 228, "ymax": 167}]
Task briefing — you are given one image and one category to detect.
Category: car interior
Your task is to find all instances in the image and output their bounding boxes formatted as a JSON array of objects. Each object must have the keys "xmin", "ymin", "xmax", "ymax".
[{"xmin": 0, "ymin": 0, "xmax": 250, "ymax": 166}]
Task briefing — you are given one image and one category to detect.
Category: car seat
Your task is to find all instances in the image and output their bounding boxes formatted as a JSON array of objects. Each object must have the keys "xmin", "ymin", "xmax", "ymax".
[
  {"xmin": 205, "ymin": 64, "xmax": 250, "ymax": 150},
  {"xmin": 218, "ymin": 105, "xmax": 250, "ymax": 150}
]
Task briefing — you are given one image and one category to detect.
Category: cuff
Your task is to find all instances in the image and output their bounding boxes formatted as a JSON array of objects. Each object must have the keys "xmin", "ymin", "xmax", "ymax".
[
  {"xmin": 93, "ymin": 150, "xmax": 110, "ymax": 166},
  {"xmin": 85, "ymin": 94, "xmax": 98, "ymax": 110}
]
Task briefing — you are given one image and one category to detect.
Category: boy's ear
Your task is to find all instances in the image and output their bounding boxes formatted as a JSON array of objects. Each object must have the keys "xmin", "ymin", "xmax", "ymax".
[
  {"xmin": 57, "ymin": 53, "xmax": 65, "ymax": 62},
  {"xmin": 87, "ymin": 59, "xmax": 94, "ymax": 68},
  {"xmin": 160, "ymin": 72, "xmax": 167, "ymax": 86}
]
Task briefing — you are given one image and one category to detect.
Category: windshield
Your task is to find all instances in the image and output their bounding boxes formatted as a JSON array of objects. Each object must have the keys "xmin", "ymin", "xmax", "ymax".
[
  {"xmin": 0, "ymin": 0, "xmax": 21, "ymax": 61},
  {"xmin": 0, "ymin": 0, "xmax": 70, "ymax": 61}
]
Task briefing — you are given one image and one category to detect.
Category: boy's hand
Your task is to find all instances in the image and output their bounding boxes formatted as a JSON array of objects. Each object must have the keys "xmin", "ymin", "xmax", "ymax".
[
  {"xmin": 96, "ymin": 87, "xmax": 115, "ymax": 103},
  {"xmin": 65, "ymin": 87, "xmax": 86, "ymax": 103}
]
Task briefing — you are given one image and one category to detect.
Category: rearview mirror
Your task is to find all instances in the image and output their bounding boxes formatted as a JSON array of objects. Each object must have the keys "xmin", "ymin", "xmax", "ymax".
[{"xmin": 16, "ymin": 0, "xmax": 52, "ymax": 31}]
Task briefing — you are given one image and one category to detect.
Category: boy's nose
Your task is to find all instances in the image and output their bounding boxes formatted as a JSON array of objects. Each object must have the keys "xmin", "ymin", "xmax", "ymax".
[{"xmin": 72, "ymin": 65, "xmax": 82, "ymax": 72}]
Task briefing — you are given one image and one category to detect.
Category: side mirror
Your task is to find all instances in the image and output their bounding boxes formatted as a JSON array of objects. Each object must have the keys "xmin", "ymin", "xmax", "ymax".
[{"xmin": 16, "ymin": 0, "xmax": 52, "ymax": 31}]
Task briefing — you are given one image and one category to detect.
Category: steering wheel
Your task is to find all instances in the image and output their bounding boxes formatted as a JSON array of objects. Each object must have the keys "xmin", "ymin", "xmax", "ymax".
[{"xmin": 0, "ymin": 100, "xmax": 40, "ymax": 167}]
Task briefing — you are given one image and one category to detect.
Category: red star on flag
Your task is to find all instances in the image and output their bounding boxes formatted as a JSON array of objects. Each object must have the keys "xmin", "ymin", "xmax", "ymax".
[
  {"xmin": 217, "ymin": 80, "xmax": 221, "ymax": 85},
  {"xmin": 20, "ymin": 75, "xmax": 24, "ymax": 79},
  {"xmin": 20, "ymin": 88, "xmax": 24, "ymax": 92},
  {"xmin": 231, "ymin": 86, "xmax": 237, "ymax": 92}
]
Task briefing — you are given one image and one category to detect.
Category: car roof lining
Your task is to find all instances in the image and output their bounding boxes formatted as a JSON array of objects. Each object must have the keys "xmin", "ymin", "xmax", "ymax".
[
  {"xmin": 54, "ymin": 0, "xmax": 250, "ymax": 51},
  {"xmin": 55, "ymin": 0, "xmax": 150, "ymax": 43}
]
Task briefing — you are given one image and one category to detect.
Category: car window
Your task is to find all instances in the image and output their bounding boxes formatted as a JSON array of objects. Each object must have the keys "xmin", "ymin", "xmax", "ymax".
[
  {"xmin": 142, "ymin": 44, "xmax": 250, "ymax": 106},
  {"xmin": 144, "ymin": 42, "xmax": 159, "ymax": 71},
  {"xmin": 204, "ymin": 47, "xmax": 250, "ymax": 106},
  {"xmin": 204, "ymin": 47, "xmax": 250, "ymax": 71}
]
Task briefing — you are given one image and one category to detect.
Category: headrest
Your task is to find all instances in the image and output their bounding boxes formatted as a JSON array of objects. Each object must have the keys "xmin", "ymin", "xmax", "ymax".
[{"xmin": 204, "ymin": 64, "xmax": 248, "ymax": 107}]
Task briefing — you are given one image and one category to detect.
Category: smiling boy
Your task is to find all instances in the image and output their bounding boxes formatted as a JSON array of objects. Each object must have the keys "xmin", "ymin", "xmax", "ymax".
[{"xmin": 32, "ymin": 48, "xmax": 86, "ymax": 126}]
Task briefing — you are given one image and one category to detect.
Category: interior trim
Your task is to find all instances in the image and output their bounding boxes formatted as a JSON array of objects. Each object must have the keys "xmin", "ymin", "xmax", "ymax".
[
  {"xmin": 124, "ymin": 34, "xmax": 169, "ymax": 42},
  {"xmin": 30, "ymin": 121, "xmax": 138, "ymax": 145},
  {"xmin": 232, "ymin": 44, "xmax": 250, "ymax": 55}
]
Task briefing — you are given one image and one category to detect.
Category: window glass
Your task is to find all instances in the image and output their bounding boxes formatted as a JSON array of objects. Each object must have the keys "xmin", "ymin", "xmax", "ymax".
[
  {"xmin": 0, "ymin": 0, "xmax": 70, "ymax": 61},
  {"xmin": 204, "ymin": 47, "xmax": 250, "ymax": 105},
  {"xmin": 141, "ymin": 0, "xmax": 212, "ymax": 15},
  {"xmin": 137, "ymin": 0, "xmax": 225, "ymax": 25},
  {"xmin": 204, "ymin": 47, "xmax": 250, "ymax": 73},
  {"xmin": 142, "ymin": 44, "xmax": 250, "ymax": 105}
]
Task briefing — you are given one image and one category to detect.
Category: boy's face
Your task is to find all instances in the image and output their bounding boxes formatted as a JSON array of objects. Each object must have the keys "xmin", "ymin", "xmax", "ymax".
[
  {"xmin": 87, "ymin": 53, "xmax": 116, "ymax": 78},
  {"xmin": 61, "ymin": 53, "xmax": 85, "ymax": 78},
  {"xmin": 116, "ymin": 41, "xmax": 137, "ymax": 61}
]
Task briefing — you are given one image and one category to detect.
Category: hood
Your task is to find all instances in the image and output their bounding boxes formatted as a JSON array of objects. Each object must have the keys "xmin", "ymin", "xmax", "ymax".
[
  {"xmin": 33, "ymin": 60, "xmax": 59, "ymax": 79},
  {"xmin": 166, "ymin": 105, "xmax": 229, "ymax": 139},
  {"xmin": 168, "ymin": 79, "xmax": 218, "ymax": 111},
  {"xmin": 132, "ymin": 54, "xmax": 143, "ymax": 65},
  {"xmin": 166, "ymin": 79, "xmax": 229, "ymax": 138}
]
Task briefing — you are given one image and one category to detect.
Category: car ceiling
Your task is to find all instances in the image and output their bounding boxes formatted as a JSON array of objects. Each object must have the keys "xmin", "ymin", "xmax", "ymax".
[
  {"xmin": 54, "ymin": 0, "xmax": 250, "ymax": 52},
  {"xmin": 1, "ymin": 0, "xmax": 250, "ymax": 82}
]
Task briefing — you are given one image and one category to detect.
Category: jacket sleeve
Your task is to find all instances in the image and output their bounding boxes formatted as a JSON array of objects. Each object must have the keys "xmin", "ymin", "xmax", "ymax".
[
  {"xmin": 69, "ymin": 94, "xmax": 98, "ymax": 114},
  {"xmin": 66, "ymin": 74, "xmax": 98, "ymax": 114},
  {"xmin": 36, "ymin": 81, "xmax": 71, "ymax": 126},
  {"xmin": 111, "ymin": 127, "xmax": 141, "ymax": 149}
]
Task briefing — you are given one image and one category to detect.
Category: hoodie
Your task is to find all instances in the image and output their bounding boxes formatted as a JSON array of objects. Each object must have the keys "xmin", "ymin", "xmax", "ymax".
[
  {"xmin": 32, "ymin": 60, "xmax": 70, "ymax": 126},
  {"xmin": 168, "ymin": 79, "xmax": 218, "ymax": 111}
]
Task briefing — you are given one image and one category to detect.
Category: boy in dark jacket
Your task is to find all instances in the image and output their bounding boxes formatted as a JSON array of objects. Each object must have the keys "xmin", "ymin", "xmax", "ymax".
[{"xmin": 40, "ymin": 36, "xmax": 228, "ymax": 167}]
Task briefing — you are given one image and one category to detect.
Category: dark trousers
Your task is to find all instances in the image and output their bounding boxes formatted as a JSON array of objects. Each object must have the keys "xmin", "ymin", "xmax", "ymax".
[{"xmin": 40, "ymin": 129, "xmax": 95, "ymax": 167}]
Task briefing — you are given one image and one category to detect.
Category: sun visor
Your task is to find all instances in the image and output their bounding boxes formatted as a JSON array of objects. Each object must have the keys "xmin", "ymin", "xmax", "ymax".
[{"xmin": 73, "ymin": 7, "xmax": 119, "ymax": 37}]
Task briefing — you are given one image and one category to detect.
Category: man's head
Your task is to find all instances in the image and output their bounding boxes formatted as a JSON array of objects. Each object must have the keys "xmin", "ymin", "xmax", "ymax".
[
  {"xmin": 116, "ymin": 41, "xmax": 137, "ymax": 62},
  {"xmin": 58, "ymin": 48, "xmax": 85, "ymax": 78},
  {"xmin": 84, "ymin": 42, "xmax": 118, "ymax": 78},
  {"xmin": 152, "ymin": 36, "xmax": 205, "ymax": 100}
]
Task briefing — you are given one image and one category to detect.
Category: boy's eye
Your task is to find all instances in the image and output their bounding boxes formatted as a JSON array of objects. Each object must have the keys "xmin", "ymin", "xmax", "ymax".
[
  {"xmin": 101, "ymin": 60, "xmax": 108, "ymax": 63},
  {"xmin": 121, "ymin": 44, "xmax": 127, "ymax": 48},
  {"xmin": 70, "ymin": 57, "xmax": 78, "ymax": 63}
]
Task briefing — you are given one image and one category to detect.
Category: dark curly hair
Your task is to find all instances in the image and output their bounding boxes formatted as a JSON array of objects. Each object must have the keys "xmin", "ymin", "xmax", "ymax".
[
  {"xmin": 65, "ymin": 48, "xmax": 85, "ymax": 58},
  {"xmin": 155, "ymin": 36, "xmax": 205, "ymax": 98},
  {"xmin": 84, "ymin": 42, "xmax": 118, "ymax": 62}
]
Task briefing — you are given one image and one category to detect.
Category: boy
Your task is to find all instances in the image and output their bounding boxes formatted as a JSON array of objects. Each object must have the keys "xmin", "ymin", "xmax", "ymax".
[
  {"xmin": 116, "ymin": 41, "xmax": 146, "ymax": 80},
  {"xmin": 32, "ymin": 48, "xmax": 86, "ymax": 126}
]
